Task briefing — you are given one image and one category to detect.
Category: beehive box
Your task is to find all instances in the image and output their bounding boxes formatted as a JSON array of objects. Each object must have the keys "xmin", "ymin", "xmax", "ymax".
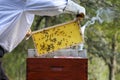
[
  {"xmin": 32, "ymin": 20, "xmax": 83, "ymax": 55},
  {"xmin": 27, "ymin": 58, "xmax": 88, "ymax": 80}
]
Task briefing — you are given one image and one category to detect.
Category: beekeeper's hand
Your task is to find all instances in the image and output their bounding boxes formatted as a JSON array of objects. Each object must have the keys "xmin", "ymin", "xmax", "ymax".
[
  {"xmin": 64, "ymin": 0, "xmax": 85, "ymax": 19},
  {"xmin": 25, "ymin": 29, "xmax": 32, "ymax": 40}
]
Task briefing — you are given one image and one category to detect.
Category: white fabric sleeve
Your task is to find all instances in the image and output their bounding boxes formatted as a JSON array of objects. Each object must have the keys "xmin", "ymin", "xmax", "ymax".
[
  {"xmin": 64, "ymin": 0, "xmax": 86, "ymax": 15},
  {"xmin": 25, "ymin": 0, "xmax": 68, "ymax": 16}
]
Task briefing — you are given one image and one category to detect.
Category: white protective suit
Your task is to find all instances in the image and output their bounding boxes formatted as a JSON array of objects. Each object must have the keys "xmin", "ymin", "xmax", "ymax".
[{"xmin": 0, "ymin": 0, "xmax": 85, "ymax": 52}]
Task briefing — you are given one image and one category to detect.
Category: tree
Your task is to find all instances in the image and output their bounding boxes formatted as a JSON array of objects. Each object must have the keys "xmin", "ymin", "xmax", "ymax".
[
  {"xmin": 85, "ymin": 21, "xmax": 120, "ymax": 80},
  {"xmin": 78, "ymin": 0, "xmax": 120, "ymax": 80}
]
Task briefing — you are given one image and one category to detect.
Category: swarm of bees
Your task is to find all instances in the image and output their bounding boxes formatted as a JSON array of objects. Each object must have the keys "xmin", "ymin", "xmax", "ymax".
[{"xmin": 32, "ymin": 20, "xmax": 83, "ymax": 56}]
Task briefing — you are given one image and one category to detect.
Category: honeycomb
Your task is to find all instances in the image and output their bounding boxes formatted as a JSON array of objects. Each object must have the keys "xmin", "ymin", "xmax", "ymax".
[{"xmin": 32, "ymin": 20, "xmax": 83, "ymax": 55}]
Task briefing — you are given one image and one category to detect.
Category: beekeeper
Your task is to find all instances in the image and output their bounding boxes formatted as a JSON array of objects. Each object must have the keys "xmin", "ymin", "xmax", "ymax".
[{"xmin": 0, "ymin": 0, "xmax": 85, "ymax": 79}]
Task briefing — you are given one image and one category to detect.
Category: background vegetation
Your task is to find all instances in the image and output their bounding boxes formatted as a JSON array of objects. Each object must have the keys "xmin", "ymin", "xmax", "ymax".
[{"xmin": 3, "ymin": 0, "xmax": 120, "ymax": 80}]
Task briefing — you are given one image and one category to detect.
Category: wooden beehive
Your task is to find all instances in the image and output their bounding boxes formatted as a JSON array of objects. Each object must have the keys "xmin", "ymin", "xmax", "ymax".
[
  {"xmin": 27, "ymin": 58, "xmax": 88, "ymax": 80},
  {"xmin": 32, "ymin": 20, "xmax": 83, "ymax": 56}
]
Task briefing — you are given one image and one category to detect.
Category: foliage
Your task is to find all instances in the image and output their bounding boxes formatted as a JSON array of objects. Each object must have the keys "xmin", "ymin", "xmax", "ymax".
[
  {"xmin": 3, "ymin": 39, "xmax": 34, "ymax": 80},
  {"xmin": 88, "ymin": 54, "xmax": 108, "ymax": 80}
]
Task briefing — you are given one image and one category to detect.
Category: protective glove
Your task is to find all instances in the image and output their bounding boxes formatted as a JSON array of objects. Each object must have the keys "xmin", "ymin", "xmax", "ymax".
[
  {"xmin": 64, "ymin": 0, "xmax": 85, "ymax": 19},
  {"xmin": 25, "ymin": 29, "xmax": 32, "ymax": 40}
]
